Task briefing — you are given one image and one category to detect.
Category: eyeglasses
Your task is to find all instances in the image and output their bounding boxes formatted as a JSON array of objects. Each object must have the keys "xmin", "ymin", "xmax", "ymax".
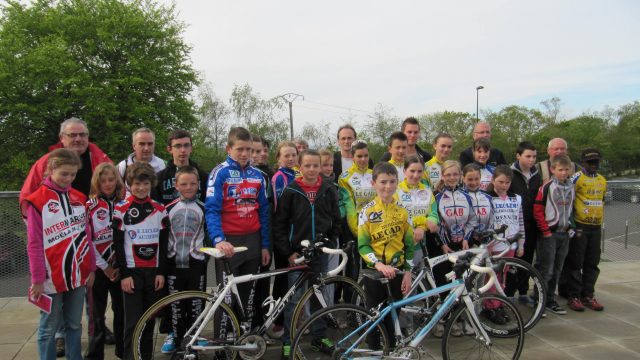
[
  {"xmin": 171, "ymin": 143, "xmax": 192, "ymax": 149},
  {"xmin": 63, "ymin": 132, "xmax": 89, "ymax": 139}
]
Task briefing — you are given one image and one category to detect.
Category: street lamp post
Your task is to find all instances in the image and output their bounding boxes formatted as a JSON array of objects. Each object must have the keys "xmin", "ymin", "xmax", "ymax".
[{"xmin": 476, "ymin": 85, "xmax": 484, "ymax": 121}]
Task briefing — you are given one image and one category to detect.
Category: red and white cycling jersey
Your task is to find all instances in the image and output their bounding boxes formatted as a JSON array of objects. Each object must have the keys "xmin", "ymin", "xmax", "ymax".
[
  {"xmin": 26, "ymin": 185, "xmax": 92, "ymax": 294},
  {"xmin": 113, "ymin": 196, "xmax": 169, "ymax": 269},
  {"xmin": 87, "ymin": 196, "xmax": 116, "ymax": 270}
]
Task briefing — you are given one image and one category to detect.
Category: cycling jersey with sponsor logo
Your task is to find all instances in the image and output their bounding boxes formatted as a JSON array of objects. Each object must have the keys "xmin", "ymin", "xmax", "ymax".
[
  {"xmin": 166, "ymin": 197, "xmax": 208, "ymax": 268},
  {"xmin": 87, "ymin": 195, "xmax": 117, "ymax": 270},
  {"xmin": 435, "ymin": 186, "xmax": 478, "ymax": 245},
  {"xmin": 358, "ymin": 196, "xmax": 414, "ymax": 270},
  {"xmin": 26, "ymin": 184, "xmax": 93, "ymax": 294},
  {"xmin": 395, "ymin": 180, "xmax": 438, "ymax": 231},
  {"xmin": 571, "ymin": 171, "xmax": 607, "ymax": 226},
  {"xmin": 113, "ymin": 196, "xmax": 169, "ymax": 271},
  {"xmin": 464, "ymin": 187, "xmax": 494, "ymax": 233},
  {"xmin": 339, "ymin": 163, "xmax": 376, "ymax": 237}
]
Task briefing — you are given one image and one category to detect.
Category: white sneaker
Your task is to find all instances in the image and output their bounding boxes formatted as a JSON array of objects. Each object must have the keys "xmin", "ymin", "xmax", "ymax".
[
  {"xmin": 462, "ymin": 320, "xmax": 475, "ymax": 335},
  {"xmin": 432, "ymin": 323, "xmax": 445, "ymax": 338},
  {"xmin": 451, "ymin": 322, "xmax": 463, "ymax": 337}
]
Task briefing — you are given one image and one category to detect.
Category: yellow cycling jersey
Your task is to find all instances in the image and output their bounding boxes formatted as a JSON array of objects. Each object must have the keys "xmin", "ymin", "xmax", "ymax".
[
  {"xmin": 358, "ymin": 197, "xmax": 414, "ymax": 270},
  {"xmin": 394, "ymin": 180, "xmax": 439, "ymax": 231},
  {"xmin": 423, "ymin": 157, "xmax": 444, "ymax": 189},
  {"xmin": 388, "ymin": 158, "xmax": 405, "ymax": 182},
  {"xmin": 339, "ymin": 164, "xmax": 376, "ymax": 236},
  {"xmin": 572, "ymin": 171, "xmax": 607, "ymax": 225}
]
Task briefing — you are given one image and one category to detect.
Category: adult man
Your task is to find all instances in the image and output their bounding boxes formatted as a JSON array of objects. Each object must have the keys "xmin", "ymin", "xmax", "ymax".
[
  {"xmin": 332, "ymin": 124, "xmax": 374, "ymax": 182},
  {"xmin": 153, "ymin": 129, "xmax": 208, "ymax": 205},
  {"xmin": 535, "ymin": 138, "xmax": 580, "ymax": 182},
  {"xmin": 379, "ymin": 117, "xmax": 432, "ymax": 163},
  {"xmin": 19, "ymin": 117, "xmax": 112, "ymax": 357},
  {"xmin": 459, "ymin": 121, "xmax": 507, "ymax": 167},
  {"xmin": 20, "ymin": 117, "xmax": 112, "ymax": 217},
  {"xmin": 117, "ymin": 128, "xmax": 166, "ymax": 193}
]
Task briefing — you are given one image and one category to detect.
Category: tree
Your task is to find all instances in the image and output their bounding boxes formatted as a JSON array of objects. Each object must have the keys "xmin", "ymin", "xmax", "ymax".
[
  {"xmin": 192, "ymin": 81, "xmax": 231, "ymax": 169},
  {"xmin": 540, "ymin": 96, "xmax": 563, "ymax": 125},
  {"xmin": 229, "ymin": 83, "xmax": 290, "ymax": 148},
  {"xmin": 299, "ymin": 120, "xmax": 333, "ymax": 150},
  {"xmin": 358, "ymin": 103, "xmax": 400, "ymax": 161},
  {"xmin": 0, "ymin": 0, "xmax": 198, "ymax": 190},
  {"xmin": 419, "ymin": 111, "xmax": 474, "ymax": 155},
  {"xmin": 485, "ymin": 105, "xmax": 546, "ymax": 162}
]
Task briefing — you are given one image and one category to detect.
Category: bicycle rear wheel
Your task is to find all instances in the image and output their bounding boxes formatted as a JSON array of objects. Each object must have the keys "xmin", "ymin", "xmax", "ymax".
[
  {"xmin": 132, "ymin": 291, "xmax": 241, "ymax": 360},
  {"xmin": 291, "ymin": 275, "xmax": 366, "ymax": 338},
  {"xmin": 291, "ymin": 304, "xmax": 390, "ymax": 360},
  {"xmin": 442, "ymin": 294, "xmax": 524, "ymax": 360}
]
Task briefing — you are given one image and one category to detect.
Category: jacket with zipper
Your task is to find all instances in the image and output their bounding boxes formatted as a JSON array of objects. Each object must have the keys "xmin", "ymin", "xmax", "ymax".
[{"xmin": 273, "ymin": 177, "xmax": 342, "ymax": 259}]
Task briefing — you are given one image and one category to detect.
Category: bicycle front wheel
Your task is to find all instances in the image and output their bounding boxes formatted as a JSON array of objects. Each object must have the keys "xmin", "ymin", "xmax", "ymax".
[
  {"xmin": 292, "ymin": 304, "xmax": 390, "ymax": 360},
  {"xmin": 132, "ymin": 290, "xmax": 241, "ymax": 360},
  {"xmin": 442, "ymin": 294, "xmax": 524, "ymax": 360},
  {"xmin": 501, "ymin": 257, "xmax": 547, "ymax": 332}
]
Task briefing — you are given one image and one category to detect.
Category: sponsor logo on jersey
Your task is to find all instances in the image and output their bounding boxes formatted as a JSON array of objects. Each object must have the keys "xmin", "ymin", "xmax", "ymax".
[
  {"xmin": 129, "ymin": 208, "xmax": 139, "ymax": 218},
  {"xmin": 229, "ymin": 170, "xmax": 240, "ymax": 177},
  {"xmin": 48, "ymin": 202, "xmax": 60, "ymax": 213},
  {"xmin": 401, "ymin": 193, "xmax": 411, "ymax": 201},
  {"xmin": 134, "ymin": 244, "xmax": 158, "ymax": 260},
  {"xmin": 368, "ymin": 210, "xmax": 383, "ymax": 223},
  {"xmin": 128, "ymin": 230, "xmax": 137, "ymax": 240},
  {"xmin": 97, "ymin": 209, "xmax": 107, "ymax": 221},
  {"xmin": 227, "ymin": 185, "xmax": 239, "ymax": 198}
]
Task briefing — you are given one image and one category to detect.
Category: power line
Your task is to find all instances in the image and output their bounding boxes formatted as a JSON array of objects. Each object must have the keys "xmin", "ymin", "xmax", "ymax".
[
  {"xmin": 296, "ymin": 104, "xmax": 366, "ymax": 117},
  {"xmin": 303, "ymin": 99, "xmax": 374, "ymax": 114}
]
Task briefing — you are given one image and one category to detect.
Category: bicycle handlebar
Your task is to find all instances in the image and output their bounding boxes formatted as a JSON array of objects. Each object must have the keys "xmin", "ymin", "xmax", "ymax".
[
  {"xmin": 447, "ymin": 253, "xmax": 499, "ymax": 294},
  {"xmin": 293, "ymin": 239, "xmax": 350, "ymax": 276},
  {"xmin": 199, "ymin": 246, "xmax": 248, "ymax": 259}
]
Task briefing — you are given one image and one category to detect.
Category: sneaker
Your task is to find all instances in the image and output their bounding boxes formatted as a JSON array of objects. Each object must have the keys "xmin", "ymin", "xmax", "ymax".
[
  {"xmin": 105, "ymin": 326, "xmax": 116, "ymax": 345},
  {"xmin": 55, "ymin": 338, "xmax": 65, "ymax": 358},
  {"xmin": 432, "ymin": 323, "xmax": 445, "ymax": 338},
  {"xmin": 518, "ymin": 295, "xmax": 536, "ymax": 307},
  {"xmin": 450, "ymin": 322, "xmax": 463, "ymax": 337},
  {"xmin": 567, "ymin": 297, "xmax": 585, "ymax": 312},
  {"xmin": 546, "ymin": 301, "xmax": 567, "ymax": 315},
  {"xmin": 311, "ymin": 337, "xmax": 335, "ymax": 354},
  {"xmin": 161, "ymin": 332, "xmax": 176, "ymax": 354},
  {"xmin": 481, "ymin": 308, "xmax": 506, "ymax": 325},
  {"xmin": 581, "ymin": 297, "xmax": 604, "ymax": 311},
  {"xmin": 281, "ymin": 344, "xmax": 291, "ymax": 360},
  {"xmin": 196, "ymin": 337, "xmax": 208, "ymax": 347},
  {"xmin": 496, "ymin": 306, "xmax": 510, "ymax": 322},
  {"xmin": 267, "ymin": 324, "xmax": 285, "ymax": 339}
]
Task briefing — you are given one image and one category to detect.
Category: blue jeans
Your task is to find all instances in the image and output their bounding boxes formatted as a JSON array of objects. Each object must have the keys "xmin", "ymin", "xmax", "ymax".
[
  {"xmin": 38, "ymin": 286, "xmax": 86, "ymax": 360},
  {"xmin": 282, "ymin": 262, "xmax": 326, "ymax": 345}
]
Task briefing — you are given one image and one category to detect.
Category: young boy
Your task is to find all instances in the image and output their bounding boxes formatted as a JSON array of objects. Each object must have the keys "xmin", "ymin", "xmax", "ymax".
[
  {"xmin": 154, "ymin": 129, "xmax": 208, "ymax": 205},
  {"xmin": 358, "ymin": 162, "xmax": 414, "ymax": 348},
  {"xmin": 161, "ymin": 166, "xmax": 209, "ymax": 353},
  {"xmin": 387, "ymin": 131, "xmax": 408, "ymax": 182},
  {"xmin": 205, "ymin": 127, "xmax": 270, "ymax": 330},
  {"xmin": 561, "ymin": 148, "xmax": 607, "ymax": 312},
  {"xmin": 113, "ymin": 162, "xmax": 169, "ymax": 360},
  {"xmin": 273, "ymin": 149, "xmax": 342, "ymax": 359},
  {"xmin": 506, "ymin": 141, "xmax": 542, "ymax": 304},
  {"xmin": 472, "ymin": 138, "xmax": 495, "ymax": 192},
  {"xmin": 533, "ymin": 155, "xmax": 575, "ymax": 315}
]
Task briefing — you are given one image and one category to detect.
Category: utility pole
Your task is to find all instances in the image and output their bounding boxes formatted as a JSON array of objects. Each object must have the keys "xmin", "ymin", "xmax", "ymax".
[
  {"xmin": 279, "ymin": 93, "xmax": 304, "ymax": 139},
  {"xmin": 476, "ymin": 85, "xmax": 484, "ymax": 122}
]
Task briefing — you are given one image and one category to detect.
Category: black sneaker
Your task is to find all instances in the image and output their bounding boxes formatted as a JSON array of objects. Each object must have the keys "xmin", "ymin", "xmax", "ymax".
[
  {"xmin": 481, "ymin": 308, "xmax": 506, "ymax": 325},
  {"xmin": 495, "ymin": 306, "xmax": 510, "ymax": 322},
  {"xmin": 55, "ymin": 338, "xmax": 65, "ymax": 357},
  {"xmin": 546, "ymin": 301, "xmax": 567, "ymax": 315},
  {"xmin": 311, "ymin": 337, "xmax": 335, "ymax": 354}
]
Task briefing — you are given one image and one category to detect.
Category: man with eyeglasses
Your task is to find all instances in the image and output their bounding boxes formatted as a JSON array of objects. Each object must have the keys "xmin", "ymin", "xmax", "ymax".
[
  {"xmin": 459, "ymin": 121, "xmax": 507, "ymax": 167},
  {"xmin": 153, "ymin": 129, "xmax": 208, "ymax": 204},
  {"xmin": 20, "ymin": 117, "xmax": 112, "ymax": 217}
]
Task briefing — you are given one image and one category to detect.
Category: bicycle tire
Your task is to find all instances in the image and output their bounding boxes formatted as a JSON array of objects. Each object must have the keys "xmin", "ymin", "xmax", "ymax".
[
  {"xmin": 132, "ymin": 290, "xmax": 241, "ymax": 360},
  {"xmin": 291, "ymin": 303, "xmax": 390, "ymax": 360},
  {"xmin": 442, "ymin": 294, "xmax": 525, "ymax": 360},
  {"xmin": 291, "ymin": 275, "xmax": 366, "ymax": 338},
  {"xmin": 501, "ymin": 257, "xmax": 547, "ymax": 332}
]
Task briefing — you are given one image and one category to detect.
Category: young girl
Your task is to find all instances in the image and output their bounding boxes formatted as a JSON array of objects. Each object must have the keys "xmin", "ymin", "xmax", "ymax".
[
  {"xmin": 472, "ymin": 138, "xmax": 495, "ymax": 192},
  {"xmin": 25, "ymin": 148, "xmax": 95, "ymax": 360},
  {"xmin": 462, "ymin": 163, "xmax": 494, "ymax": 239},
  {"xmin": 271, "ymin": 141, "xmax": 299, "ymax": 209},
  {"xmin": 424, "ymin": 133, "xmax": 454, "ymax": 188},
  {"xmin": 434, "ymin": 160, "xmax": 477, "ymax": 337},
  {"xmin": 273, "ymin": 149, "xmax": 342, "ymax": 359},
  {"xmin": 338, "ymin": 140, "xmax": 376, "ymax": 303},
  {"xmin": 483, "ymin": 165, "xmax": 525, "ymax": 323},
  {"xmin": 85, "ymin": 163, "xmax": 125, "ymax": 360},
  {"xmin": 396, "ymin": 156, "xmax": 439, "ymax": 268}
]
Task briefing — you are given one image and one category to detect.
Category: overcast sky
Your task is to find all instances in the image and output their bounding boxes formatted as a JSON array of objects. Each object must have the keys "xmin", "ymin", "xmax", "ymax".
[{"xmin": 164, "ymin": 0, "xmax": 640, "ymax": 132}]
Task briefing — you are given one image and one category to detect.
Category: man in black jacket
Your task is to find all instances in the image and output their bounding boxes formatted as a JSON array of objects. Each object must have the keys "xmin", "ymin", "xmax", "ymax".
[
  {"xmin": 378, "ymin": 117, "xmax": 431, "ymax": 164},
  {"xmin": 154, "ymin": 129, "xmax": 208, "ymax": 204},
  {"xmin": 459, "ymin": 121, "xmax": 506, "ymax": 166},
  {"xmin": 333, "ymin": 124, "xmax": 374, "ymax": 182}
]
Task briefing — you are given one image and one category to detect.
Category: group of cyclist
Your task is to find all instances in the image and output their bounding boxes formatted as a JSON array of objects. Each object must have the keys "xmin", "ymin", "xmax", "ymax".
[{"xmin": 20, "ymin": 115, "xmax": 607, "ymax": 360}]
